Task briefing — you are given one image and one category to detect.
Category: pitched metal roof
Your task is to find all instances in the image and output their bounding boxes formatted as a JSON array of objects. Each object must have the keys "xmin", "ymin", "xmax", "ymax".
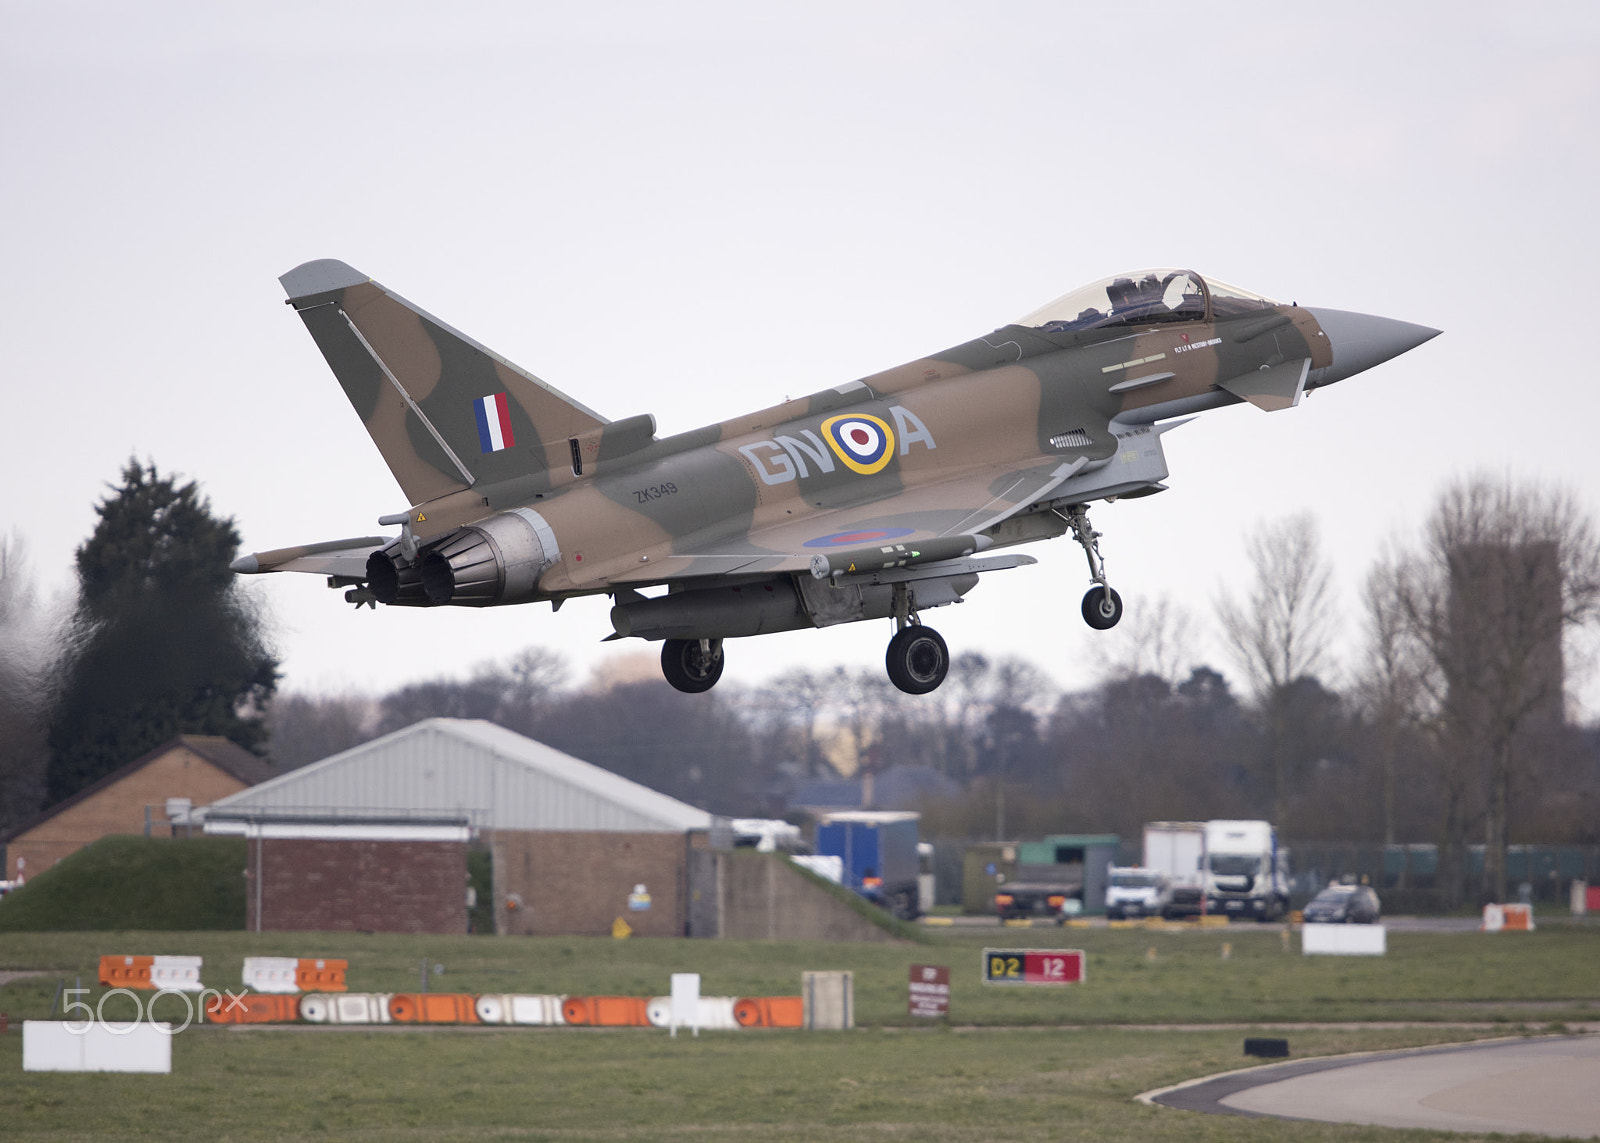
[{"xmin": 204, "ymin": 719, "xmax": 712, "ymax": 833}]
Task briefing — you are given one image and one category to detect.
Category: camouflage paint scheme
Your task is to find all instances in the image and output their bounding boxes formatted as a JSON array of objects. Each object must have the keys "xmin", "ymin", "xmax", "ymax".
[{"xmin": 235, "ymin": 261, "xmax": 1437, "ymax": 693}]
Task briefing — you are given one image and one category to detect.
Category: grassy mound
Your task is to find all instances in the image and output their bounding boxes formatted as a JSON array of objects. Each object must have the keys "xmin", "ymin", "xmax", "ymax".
[{"xmin": 0, "ymin": 834, "xmax": 247, "ymax": 931}]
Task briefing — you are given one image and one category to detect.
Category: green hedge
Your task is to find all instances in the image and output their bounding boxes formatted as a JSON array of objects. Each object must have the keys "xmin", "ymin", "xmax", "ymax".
[{"xmin": 0, "ymin": 835, "xmax": 247, "ymax": 931}]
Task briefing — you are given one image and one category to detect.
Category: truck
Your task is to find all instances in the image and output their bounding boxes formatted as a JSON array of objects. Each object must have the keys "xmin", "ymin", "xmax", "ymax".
[
  {"xmin": 814, "ymin": 811, "xmax": 921, "ymax": 920},
  {"xmin": 1142, "ymin": 821, "xmax": 1208, "ymax": 918},
  {"xmin": 993, "ymin": 866, "xmax": 1076, "ymax": 920},
  {"xmin": 992, "ymin": 835, "xmax": 1117, "ymax": 919},
  {"xmin": 1204, "ymin": 819, "xmax": 1290, "ymax": 921}
]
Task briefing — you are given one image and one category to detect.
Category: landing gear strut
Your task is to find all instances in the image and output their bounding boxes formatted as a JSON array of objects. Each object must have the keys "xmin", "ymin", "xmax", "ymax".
[
  {"xmin": 1063, "ymin": 504, "xmax": 1122, "ymax": 630},
  {"xmin": 661, "ymin": 637, "xmax": 724, "ymax": 693},
  {"xmin": 884, "ymin": 582, "xmax": 949, "ymax": 694}
]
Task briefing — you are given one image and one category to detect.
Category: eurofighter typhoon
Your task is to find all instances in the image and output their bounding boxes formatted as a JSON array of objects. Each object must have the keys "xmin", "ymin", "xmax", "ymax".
[{"xmin": 235, "ymin": 261, "xmax": 1437, "ymax": 694}]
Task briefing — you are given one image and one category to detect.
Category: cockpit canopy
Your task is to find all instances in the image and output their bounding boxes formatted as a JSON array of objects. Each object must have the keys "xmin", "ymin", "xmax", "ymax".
[{"xmin": 1016, "ymin": 269, "xmax": 1278, "ymax": 334}]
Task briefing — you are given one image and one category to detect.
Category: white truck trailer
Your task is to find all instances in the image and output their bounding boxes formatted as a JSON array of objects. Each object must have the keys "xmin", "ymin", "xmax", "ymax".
[{"xmin": 1141, "ymin": 821, "xmax": 1208, "ymax": 918}]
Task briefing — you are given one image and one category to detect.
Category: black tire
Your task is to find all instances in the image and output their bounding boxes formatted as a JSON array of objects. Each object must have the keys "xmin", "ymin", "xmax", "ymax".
[
  {"xmin": 660, "ymin": 638, "xmax": 724, "ymax": 693},
  {"xmin": 1082, "ymin": 586, "xmax": 1123, "ymax": 630},
  {"xmin": 885, "ymin": 626, "xmax": 949, "ymax": 694}
]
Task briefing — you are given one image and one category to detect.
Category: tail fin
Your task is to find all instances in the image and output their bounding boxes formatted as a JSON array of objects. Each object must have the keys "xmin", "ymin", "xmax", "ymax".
[{"xmin": 280, "ymin": 259, "xmax": 607, "ymax": 506}]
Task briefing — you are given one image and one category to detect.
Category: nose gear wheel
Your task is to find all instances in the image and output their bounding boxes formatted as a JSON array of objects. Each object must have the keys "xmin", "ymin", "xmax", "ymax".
[{"xmin": 1062, "ymin": 503, "xmax": 1122, "ymax": 630}]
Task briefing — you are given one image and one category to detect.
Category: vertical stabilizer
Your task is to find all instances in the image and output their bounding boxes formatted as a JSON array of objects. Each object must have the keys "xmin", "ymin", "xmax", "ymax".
[{"xmin": 280, "ymin": 259, "xmax": 607, "ymax": 505}]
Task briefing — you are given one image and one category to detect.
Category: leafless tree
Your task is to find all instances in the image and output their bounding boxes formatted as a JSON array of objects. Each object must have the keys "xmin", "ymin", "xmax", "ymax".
[
  {"xmin": 1355, "ymin": 552, "xmax": 1432, "ymax": 844},
  {"xmin": 1089, "ymin": 594, "xmax": 1199, "ymax": 687},
  {"xmin": 0, "ymin": 534, "xmax": 54, "ymax": 834},
  {"xmin": 1388, "ymin": 474, "xmax": 1600, "ymax": 904},
  {"xmin": 1216, "ymin": 513, "xmax": 1339, "ymax": 822},
  {"xmin": 265, "ymin": 691, "xmax": 380, "ymax": 770},
  {"xmin": 754, "ymin": 667, "xmax": 835, "ymax": 779}
]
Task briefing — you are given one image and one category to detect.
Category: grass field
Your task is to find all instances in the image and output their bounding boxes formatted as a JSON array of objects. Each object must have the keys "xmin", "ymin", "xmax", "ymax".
[{"xmin": 3, "ymin": 922, "xmax": 1596, "ymax": 1140}]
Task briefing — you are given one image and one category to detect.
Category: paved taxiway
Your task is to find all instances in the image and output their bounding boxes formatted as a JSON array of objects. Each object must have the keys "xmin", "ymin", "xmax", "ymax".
[{"xmin": 1149, "ymin": 1034, "xmax": 1600, "ymax": 1138}]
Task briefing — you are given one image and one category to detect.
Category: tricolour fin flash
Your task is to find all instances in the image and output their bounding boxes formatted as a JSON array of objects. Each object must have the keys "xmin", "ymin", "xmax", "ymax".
[{"xmin": 280, "ymin": 259, "xmax": 608, "ymax": 505}]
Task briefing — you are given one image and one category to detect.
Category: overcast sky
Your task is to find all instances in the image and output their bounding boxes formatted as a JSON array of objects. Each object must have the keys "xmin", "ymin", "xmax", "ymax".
[{"xmin": 5, "ymin": 3, "xmax": 1599, "ymax": 708}]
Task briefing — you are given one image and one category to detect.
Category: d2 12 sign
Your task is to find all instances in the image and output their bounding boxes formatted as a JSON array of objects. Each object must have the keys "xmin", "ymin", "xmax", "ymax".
[{"xmin": 981, "ymin": 948, "xmax": 1085, "ymax": 985}]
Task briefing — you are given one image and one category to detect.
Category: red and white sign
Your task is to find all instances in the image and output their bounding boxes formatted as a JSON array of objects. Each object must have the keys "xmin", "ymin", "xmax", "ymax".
[
  {"xmin": 908, "ymin": 963, "xmax": 950, "ymax": 1017},
  {"xmin": 982, "ymin": 948, "xmax": 1085, "ymax": 985}
]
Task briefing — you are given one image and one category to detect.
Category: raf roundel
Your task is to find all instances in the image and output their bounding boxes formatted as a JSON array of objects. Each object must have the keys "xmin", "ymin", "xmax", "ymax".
[{"xmin": 821, "ymin": 414, "xmax": 896, "ymax": 475}]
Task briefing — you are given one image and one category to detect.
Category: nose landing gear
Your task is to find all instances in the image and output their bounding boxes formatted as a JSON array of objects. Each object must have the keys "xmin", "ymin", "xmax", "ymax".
[{"xmin": 1063, "ymin": 504, "xmax": 1122, "ymax": 630}]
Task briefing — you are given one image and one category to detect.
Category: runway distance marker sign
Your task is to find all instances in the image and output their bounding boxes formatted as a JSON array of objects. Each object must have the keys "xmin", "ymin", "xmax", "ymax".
[{"xmin": 981, "ymin": 948, "xmax": 1085, "ymax": 985}]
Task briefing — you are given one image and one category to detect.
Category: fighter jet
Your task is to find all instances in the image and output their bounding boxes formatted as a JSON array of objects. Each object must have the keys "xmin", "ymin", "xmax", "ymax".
[{"xmin": 234, "ymin": 261, "xmax": 1437, "ymax": 694}]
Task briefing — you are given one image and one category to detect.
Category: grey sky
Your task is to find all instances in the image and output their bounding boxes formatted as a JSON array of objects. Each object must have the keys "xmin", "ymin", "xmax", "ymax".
[{"xmin": 5, "ymin": 3, "xmax": 1598, "ymax": 705}]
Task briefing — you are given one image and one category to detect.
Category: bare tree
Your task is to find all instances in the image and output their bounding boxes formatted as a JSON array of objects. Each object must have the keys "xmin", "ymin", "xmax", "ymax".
[
  {"xmin": 1389, "ymin": 474, "xmax": 1600, "ymax": 904},
  {"xmin": 266, "ymin": 691, "xmax": 380, "ymax": 770},
  {"xmin": 0, "ymin": 534, "xmax": 52, "ymax": 834},
  {"xmin": 1355, "ymin": 552, "xmax": 1432, "ymax": 844},
  {"xmin": 1216, "ymin": 513, "xmax": 1339, "ymax": 822},
  {"xmin": 1089, "ymin": 593, "xmax": 1198, "ymax": 686}
]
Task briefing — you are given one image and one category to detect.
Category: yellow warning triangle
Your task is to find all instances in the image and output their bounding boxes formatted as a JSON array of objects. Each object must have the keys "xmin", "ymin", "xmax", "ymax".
[{"xmin": 611, "ymin": 916, "xmax": 633, "ymax": 939}]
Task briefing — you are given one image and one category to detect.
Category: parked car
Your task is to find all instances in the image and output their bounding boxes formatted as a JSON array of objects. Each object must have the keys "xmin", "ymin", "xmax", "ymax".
[{"xmin": 1302, "ymin": 883, "xmax": 1381, "ymax": 924}]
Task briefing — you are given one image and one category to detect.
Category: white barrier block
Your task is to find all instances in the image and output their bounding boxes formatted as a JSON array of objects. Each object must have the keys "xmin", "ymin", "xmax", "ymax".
[
  {"xmin": 150, "ymin": 955, "xmax": 204, "ymax": 992},
  {"xmin": 346, "ymin": 993, "xmax": 391, "ymax": 1024},
  {"xmin": 698, "ymin": 996, "xmax": 739, "ymax": 1030},
  {"xmin": 645, "ymin": 997, "xmax": 671, "ymax": 1028},
  {"xmin": 1302, "ymin": 923, "xmax": 1387, "ymax": 955},
  {"xmin": 508, "ymin": 994, "xmax": 565, "ymax": 1025},
  {"xmin": 242, "ymin": 956, "xmax": 300, "ymax": 994},
  {"xmin": 24, "ymin": 1022, "xmax": 172, "ymax": 1072}
]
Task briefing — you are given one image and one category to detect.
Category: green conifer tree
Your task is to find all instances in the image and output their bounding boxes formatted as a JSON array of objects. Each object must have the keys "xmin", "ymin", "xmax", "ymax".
[{"xmin": 45, "ymin": 460, "xmax": 278, "ymax": 801}]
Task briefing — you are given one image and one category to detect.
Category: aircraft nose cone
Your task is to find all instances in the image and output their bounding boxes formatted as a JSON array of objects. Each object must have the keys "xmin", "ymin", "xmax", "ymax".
[{"xmin": 1305, "ymin": 308, "xmax": 1440, "ymax": 385}]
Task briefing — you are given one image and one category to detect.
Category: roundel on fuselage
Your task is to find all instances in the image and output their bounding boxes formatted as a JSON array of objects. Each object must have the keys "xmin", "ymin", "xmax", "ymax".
[{"xmin": 821, "ymin": 414, "xmax": 895, "ymax": 475}]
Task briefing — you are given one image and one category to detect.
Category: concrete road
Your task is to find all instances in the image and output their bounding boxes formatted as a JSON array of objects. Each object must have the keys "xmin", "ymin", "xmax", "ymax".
[{"xmin": 1150, "ymin": 1035, "xmax": 1600, "ymax": 1139}]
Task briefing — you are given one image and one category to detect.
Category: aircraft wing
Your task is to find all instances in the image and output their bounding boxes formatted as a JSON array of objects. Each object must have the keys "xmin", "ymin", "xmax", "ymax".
[
  {"xmin": 231, "ymin": 536, "xmax": 389, "ymax": 578},
  {"xmin": 601, "ymin": 457, "xmax": 1088, "ymax": 584}
]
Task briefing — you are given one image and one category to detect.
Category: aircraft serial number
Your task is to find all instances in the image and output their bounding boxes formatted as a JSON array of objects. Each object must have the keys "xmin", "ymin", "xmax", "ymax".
[{"xmin": 634, "ymin": 483, "xmax": 679, "ymax": 503}]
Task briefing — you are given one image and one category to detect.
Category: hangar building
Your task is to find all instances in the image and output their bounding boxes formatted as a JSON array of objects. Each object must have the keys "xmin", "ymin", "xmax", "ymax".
[{"xmin": 204, "ymin": 718, "xmax": 712, "ymax": 936}]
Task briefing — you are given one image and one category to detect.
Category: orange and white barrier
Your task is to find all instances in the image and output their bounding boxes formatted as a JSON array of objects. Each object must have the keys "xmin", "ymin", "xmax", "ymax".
[
  {"xmin": 296, "ymin": 958, "xmax": 347, "ymax": 992},
  {"xmin": 560, "ymin": 996, "xmax": 651, "ymax": 1027},
  {"xmin": 474, "ymin": 994, "xmax": 566, "ymax": 1026},
  {"xmin": 388, "ymin": 993, "xmax": 480, "ymax": 1024},
  {"xmin": 205, "ymin": 993, "xmax": 299, "ymax": 1024},
  {"xmin": 733, "ymin": 996, "xmax": 804, "ymax": 1028},
  {"xmin": 242, "ymin": 957, "xmax": 300, "ymax": 993},
  {"xmin": 99, "ymin": 955, "xmax": 203, "ymax": 991},
  {"xmin": 149, "ymin": 956, "xmax": 204, "ymax": 992},
  {"xmin": 242, "ymin": 956, "xmax": 348, "ymax": 993},
  {"xmin": 299, "ymin": 993, "xmax": 392, "ymax": 1024},
  {"xmin": 1482, "ymin": 903, "xmax": 1535, "ymax": 931},
  {"xmin": 99, "ymin": 956, "xmax": 153, "ymax": 989},
  {"xmin": 645, "ymin": 995, "xmax": 739, "ymax": 1030}
]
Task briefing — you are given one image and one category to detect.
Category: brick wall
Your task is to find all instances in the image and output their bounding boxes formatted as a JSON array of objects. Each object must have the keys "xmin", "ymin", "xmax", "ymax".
[
  {"xmin": 7, "ymin": 746, "xmax": 249, "ymax": 881},
  {"xmin": 248, "ymin": 838, "xmax": 467, "ymax": 934},
  {"xmin": 492, "ymin": 831, "xmax": 687, "ymax": 937}
]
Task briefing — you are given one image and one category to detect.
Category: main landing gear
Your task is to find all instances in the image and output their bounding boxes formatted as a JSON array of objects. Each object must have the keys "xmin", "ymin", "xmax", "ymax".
[
  {"xmin": 661, "ymin": 637, "xmax": 724, "ymax": 693},
  {"xmin": 1064, "ymin": 503, "xmax": 1122, "ymax": 631},
  {"xmin": 884, "ymin": 582, "xmax": 949, "ymax": 695}
]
